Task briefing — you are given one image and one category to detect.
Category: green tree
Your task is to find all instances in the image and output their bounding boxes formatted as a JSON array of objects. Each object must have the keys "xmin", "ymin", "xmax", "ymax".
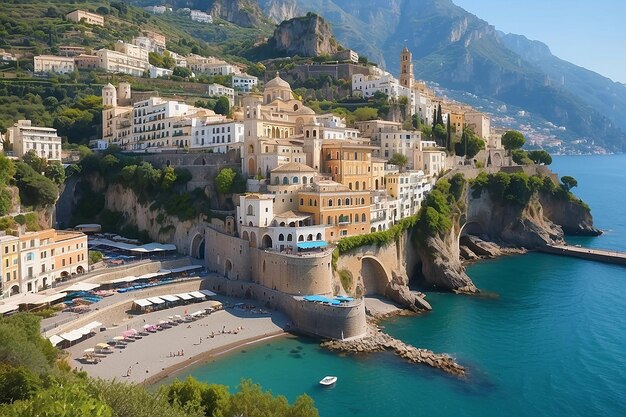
[
  {"xmin": 388, "ymin": 153, "xmax": 408, "ymax": 172},
  {"xmin": 455, "ymin": 128, "xmax": 485, "ymax": 159},
  {"xmin": 511, "ymin": 149, "xmax": 533, "ymax": 165},
  {"xmin": 0, "ymin": 365, "xmax": 40, "ymax": 405},
  {"xmin": 161, "ymin": 166, "xmax": 177, "ymax": 189},
  {"xmin": 22, "ymin": 150, "xmax": 46, "ymax": 173},
  {"xmin": 501, "ymin": 130, "xmax": 526, "ymax": 154},
  {"xmin": 65, "ymin": 164, "xmax": 82, "ymax": 178},
  {"xmin": 0, "ymin": 153, "xmax": 16, "ymax": 185},
  {"xmin": 14, "ymin": 163, "xmax": 58, "ymax": 207},
  {"xmin": 213, "ymin": 97, "xmax": 230, "ymax": 116},
  {"xmin": 432, "ymin": 124, "xmax": 447, "ymax": 147},
  {"xmin": 88, "ymin": 251, "xmax": 103, "ymax": 265},
  {"xmin": 162, "ymin": 51, "xmax": 175, "ymax": 69},
  {"xmin": 44, "ymin": 161, "xmax": 66, "ymax": 185},
  {"xmin": 352, "ymin": 107, "xmax": 378, "ymax": 121},
  {"xmin": 527, "ymin": 150, "xmax": 552, "ymax": 165},
  {"xmin": 215, "ymin": 168, "xmax": 237, "ymax": 195},
  {"xmin": 436, "ymin": 103, "xmax": 444, "ymax": 126},
  {"xmin": 173, "ymin": 67, "xmax": 192, "ymax": 78},
  {"xmin": 6, "ymin": 383, "xmax": 112, "ymax": 417},
  {"xmin": 561, "ymin": 175, "xmax": 578, "ymax": 191},
  {"xmin": 148, "ymin": 52, "xmax": 163, "ymax": 68}
]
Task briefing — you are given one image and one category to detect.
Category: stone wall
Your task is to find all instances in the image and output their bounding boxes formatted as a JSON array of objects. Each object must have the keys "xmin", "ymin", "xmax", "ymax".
[
  {"xmin": 204, "ymin": 227, "xmax": 334, "ymax": 295},
  {"xmin": 201, "ymin": 275, "xmax": 366, "ymax": 339}
]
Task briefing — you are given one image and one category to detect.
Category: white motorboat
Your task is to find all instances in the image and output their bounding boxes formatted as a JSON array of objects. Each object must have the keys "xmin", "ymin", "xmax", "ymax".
[{"xmin": 319, "ymin": 376, "xmax": 337, "ymax": 386}]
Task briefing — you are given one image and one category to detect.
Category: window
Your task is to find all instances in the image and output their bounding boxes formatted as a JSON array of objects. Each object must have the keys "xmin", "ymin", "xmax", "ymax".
[{"xmin": 247, "ymin": 205, "xmax": 254, "ymax": 216}]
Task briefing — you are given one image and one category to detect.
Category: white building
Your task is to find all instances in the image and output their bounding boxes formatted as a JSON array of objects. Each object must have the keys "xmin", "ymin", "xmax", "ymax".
[
  {"xmin": 190, "ymin": 119, "xmax": 243, "ymax": 153},
  {"xmin": 236, "ymin": 193, "xmax": 327, "ymax": 253},
  {"xmin": 6, "ymin": 120, "xmax": 62, "ymax": 161},
  {"xmin": 144, "ymin": 6, "xmax": 168, "ymax": 14},
  {"xmin": 34, "ymin": 55, "xmax": 75, "ymax": 74},
  {"xmin": 208, "ymin": 83, "xmax": 235, "ymax": 105},
  {"xmin": 352, "ymin": 72, "xmax": 416, "ymax": 114},
  {"xmin": 385, "ymin": 169, "xmax": 430, "ymax": 220},
  {"xmin": 149, "ymin": 66, "xmax": 173, "ymax": 78},
  {"xmin": 415, "ymin": 140, "xmax": 447, "ymax": 177},
  {"xmin": 96, "ymin": 44, "xmax": 150, "ymax": 77},
  {"xmin": 187, "ymin": 54, "xmax": 239, "ymax": 75},
  {"xmin": 379, "ymin": 130, "xmax": 422, "ymax": 165},
  {"xmin": 190, "ymin": 10, "xmax": 213, "ymax": 23},
  {"xmin": 130, "ymin": 98, "xmax": 197, "ymax": 150},
  {"xmin": 132, "ymin": 36, "xmax": 162, "ymax": 53},
  {"xmin": 232, "ymin": 74, "xmax": 258, "ymax": 92}
]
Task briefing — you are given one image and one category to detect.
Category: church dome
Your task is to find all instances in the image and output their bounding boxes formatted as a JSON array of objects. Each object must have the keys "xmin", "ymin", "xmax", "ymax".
[
  {"xmin": 296, "ymin": 106, "xmax": 316, "ymax": 115},
  {"xmin": 265, "ymin": 72, "xmax": 291, "ymax": 89}
]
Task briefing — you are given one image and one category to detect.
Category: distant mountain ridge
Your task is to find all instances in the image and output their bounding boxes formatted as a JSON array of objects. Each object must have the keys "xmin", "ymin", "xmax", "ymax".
[{"xmin": 258, "ymin": 0, "xmax": 626, "ymax": 151}]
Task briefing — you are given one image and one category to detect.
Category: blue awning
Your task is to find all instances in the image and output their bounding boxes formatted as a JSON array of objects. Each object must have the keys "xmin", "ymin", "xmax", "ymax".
[
  {"xmin": 303, "ymin": 295, "xmax": 340, "ymax": 305},
  {"xmin": 297, "ymin": 240, "xmax": 328, "ymax": 249}
]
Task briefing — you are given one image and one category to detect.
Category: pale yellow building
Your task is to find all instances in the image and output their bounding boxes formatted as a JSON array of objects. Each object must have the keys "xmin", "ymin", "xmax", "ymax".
[
  {"xmin": 298, "ymin": 180, "xmax": 371, "ymax": 241},
  {"xmin": 6, "ymin": 120, "xmax": 62, "ymax": 161},
  {"xmin": 321, "ymin": 141, "xmax": 376, "ymax": 192},
  {"xmin": 34, "ymin": 55, "xmax": 75, "ymax": 74},
  {"xmin": 65, "ymin": 9, "xmax": 104, "ymax": 26},
  {"xmin": 0, "ymin": 235, "xmax": 19, "ymax": 297}
]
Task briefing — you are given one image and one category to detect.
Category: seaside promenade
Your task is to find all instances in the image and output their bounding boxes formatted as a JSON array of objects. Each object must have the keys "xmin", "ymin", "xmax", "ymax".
[{"xmin": 540, "ymin": 244, "xmax": 626, "ymax": 266}]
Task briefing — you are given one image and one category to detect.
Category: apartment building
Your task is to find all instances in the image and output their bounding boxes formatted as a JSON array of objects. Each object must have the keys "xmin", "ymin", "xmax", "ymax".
[
  {"xmin": 187, "ymin": 54, "xmax": 239, "ymax": 75},
  {"xmin": 0, "ymin": 235, "xmax": 19, "ymax": 297},
  {"xmin": 96, "ymin": 43, "xmax": 150, "ymax": 77},
  {"xmin": 34, "ymin": 55, "xmax": 75, "ymax": 74},
  {"xmin": 298, "ymin": 180, "xmax": 371, "ymax": 241},
  {"xmin": 190, "ymin": 119, "xmax": 244, "ymax": 153},
  {"xmin": 208, "ymin": 83, "xmax": 235, "ymax": 105},
  {"xmin": 6, "ymin": 120, "xmax": 62, "ymax": 161},
  {"xmin": 232, "ymin": 74, "xmax": 258, "ymax": 92},
  {"xmin": 65, "ymin": 9, "xmax": 104, "ymax": 26}
]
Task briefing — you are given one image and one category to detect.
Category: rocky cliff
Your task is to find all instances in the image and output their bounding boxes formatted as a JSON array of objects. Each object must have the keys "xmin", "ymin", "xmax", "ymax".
[
  {"xmin": 414, "ymin": 181, "xmax": 598, "ymax": 292},
  {"xmin": 209, "ymin": 0, "xmax": 266, "ymax": 27},
  {"xmin": 270, "ymin": 13, "xmax": 341, "ymax": 57}
]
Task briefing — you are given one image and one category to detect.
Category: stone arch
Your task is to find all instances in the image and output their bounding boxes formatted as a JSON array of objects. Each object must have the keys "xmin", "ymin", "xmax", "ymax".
[
  {"xmin": 242, "ymin": 231, "xmax": 249, "ymax": 241},
  {"xmin": 316, "ymin": 232, "xmax": 322, "ymax": 240},
  {"xmin": 360, "ymin": 256, "xmax": 392, "ymax": 295},
  {"xmin": 261, "ymin": 234, "xmax": 273, "ymax": 249},
  {"xmin": 9, "ymin": 285, "xmax": 19, "ymax": 296},
  {"xmin": 76, "ymin": 265, "xmax": 85, "ymax": 274},
  {"xmin": 224, "ymin": 259, "xmax": 233, "ymax": 279},
  {"xmin": 190, "ymin": 233, "xmax": 205, "ymax": 259},
  {"xmin": 249, "ymin": 231, "xmax": 257, "ymax": 248},
  {"xmin": 491, "ymin": 152, "xmax": 503, "ymax": 167}
]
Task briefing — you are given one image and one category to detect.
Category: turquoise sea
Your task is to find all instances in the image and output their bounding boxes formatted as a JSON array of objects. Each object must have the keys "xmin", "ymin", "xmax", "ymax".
[{"xmin": 182, "ymin": 155, "xmax": 626, "ymax": 416}]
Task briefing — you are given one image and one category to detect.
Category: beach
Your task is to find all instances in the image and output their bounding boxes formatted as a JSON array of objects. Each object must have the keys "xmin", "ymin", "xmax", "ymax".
[{"xmin": 65, "ymin": 296, "xmax": 289, "ymax": 384}]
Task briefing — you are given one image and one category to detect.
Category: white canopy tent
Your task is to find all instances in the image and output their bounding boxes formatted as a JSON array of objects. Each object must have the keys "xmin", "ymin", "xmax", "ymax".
[
  {"xmin": 146, "ymin": 297, "xmax": 165, "ymax": 305},
  {"xmin": 64, "ymin": 283, "xmax": 101, "ymax": 292}
]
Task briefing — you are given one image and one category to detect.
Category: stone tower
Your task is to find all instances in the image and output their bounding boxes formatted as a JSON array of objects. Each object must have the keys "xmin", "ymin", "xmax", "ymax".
[
  {"xmin": 102, "ymin": 83, "xmax": 117, "ymax": 107},
  {"xmin": 117, "ymin": 82, "xmax": 132, "ymax": 106},
  {"xmin": 242, "ymin": 94, "xmax": 264, "ymax": 177},
  {"xmin": 399, "ymin": 47, "xmax": 413, "ymax": 90}
]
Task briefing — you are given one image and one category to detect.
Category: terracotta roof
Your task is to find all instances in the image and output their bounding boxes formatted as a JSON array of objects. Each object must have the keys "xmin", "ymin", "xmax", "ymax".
[{"xmin": 271, "ymin": 162, "xmax": 316, "ymax": 173}]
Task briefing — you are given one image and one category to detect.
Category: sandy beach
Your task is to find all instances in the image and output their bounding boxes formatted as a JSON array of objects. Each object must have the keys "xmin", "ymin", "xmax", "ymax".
[{"xmin": 65, "ymin": 296, "xmax": 289, "ymax": 384}]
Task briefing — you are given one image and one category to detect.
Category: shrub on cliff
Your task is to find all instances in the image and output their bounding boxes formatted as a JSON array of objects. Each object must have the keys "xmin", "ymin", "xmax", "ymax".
[{"xmin": 13, "ymin": 163, "xmax": 58, "ymax": 207}]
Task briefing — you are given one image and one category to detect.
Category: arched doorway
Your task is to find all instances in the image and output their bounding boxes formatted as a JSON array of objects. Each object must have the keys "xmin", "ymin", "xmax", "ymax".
[
  {"xmin": 9, "ymin": 285, "xmax": 19, "ymax": 296},
  {"xmin": 190, "ymin": 233, "xmax": 205, "ymax": 259},
  {"xmin": 249, "ymin": 231, "xmax": 257, "ymax": 248},
  {"xmin": 261, "ymin": 234, "xmax": 273, "ymax": 249},
  {"xmin": 224, "ymin": 259, "xmax": 233, "ymax": 279},
  {"xmin": 360, "ymin": 256, "xmax": 391, "ymax": 295},
  {"xmin": 76, "ymin": 266, "xmax": 85, "ymax": 274},
  {"xmin": 247, "ymin": 158, "xmax": 256, "ymax": 177}
]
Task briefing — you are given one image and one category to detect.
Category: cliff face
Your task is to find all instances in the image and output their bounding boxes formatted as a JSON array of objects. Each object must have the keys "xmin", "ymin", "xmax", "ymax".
[
  {"xmin": 416, "ymin": 225, "xmax": 477, "ymax": 293},
  {"xmin": 271, "ymin": 13, "xmax": 341, "ymax": 57},
  {"xmin": 538, "ymin": 193, "xmax": 601, "ymax": 236},
  {"xmin": 209, "ymin": 0, "xmax": 266, "ymax": 27}
]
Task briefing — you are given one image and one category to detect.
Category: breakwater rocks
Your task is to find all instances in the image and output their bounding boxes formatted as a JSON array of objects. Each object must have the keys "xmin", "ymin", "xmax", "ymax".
[{"xmin": 321, "ymin": 325, "xmax": 466, "ymax": 377}]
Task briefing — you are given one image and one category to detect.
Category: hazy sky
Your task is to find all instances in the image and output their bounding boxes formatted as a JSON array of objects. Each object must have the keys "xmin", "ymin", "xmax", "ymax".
[{"xmin": 453, "ymin": 0, "xmax": 626, "ymax": 84}]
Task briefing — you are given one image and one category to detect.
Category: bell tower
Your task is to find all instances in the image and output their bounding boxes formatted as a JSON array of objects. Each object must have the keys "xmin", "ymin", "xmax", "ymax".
[{"xmin": 399, "ymin": 47, "xmax": 413, "ymax": 90}]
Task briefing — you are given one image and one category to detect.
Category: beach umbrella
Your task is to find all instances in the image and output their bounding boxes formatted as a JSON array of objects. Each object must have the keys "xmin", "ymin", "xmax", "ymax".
[
  {"xmin": 95, "ymin": 343, "xmax": 110, "ymax": 349},
  {"xmin": 113, "ymin": 336, "xmax": 125, "ymax": 341},
  {"xmin": 84, "ymin": 348, "xmax": 95, "ymax": 353},
  {"xmin": 122, "ymin": 330, "xmax": 135, "ymax": 338},
  {"xmin": 143, "ymin": 324, "xmax": 153, "ymax": 329}
]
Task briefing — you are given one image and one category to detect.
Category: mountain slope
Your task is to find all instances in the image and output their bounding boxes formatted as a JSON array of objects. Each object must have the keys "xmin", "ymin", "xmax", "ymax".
[
  {"xmin": 500, "ymin": 33, "xmax": 626, "ymax": 133},
  {"xmin": 259, "ymin": 0, "xmax": 626, "ymax": 151}
]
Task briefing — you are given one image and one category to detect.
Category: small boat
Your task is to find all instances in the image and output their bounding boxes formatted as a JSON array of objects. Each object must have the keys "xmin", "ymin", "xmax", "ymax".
[{"xmin": 319, "ymin": 376, "xmax": 337, "ymax": 386}]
